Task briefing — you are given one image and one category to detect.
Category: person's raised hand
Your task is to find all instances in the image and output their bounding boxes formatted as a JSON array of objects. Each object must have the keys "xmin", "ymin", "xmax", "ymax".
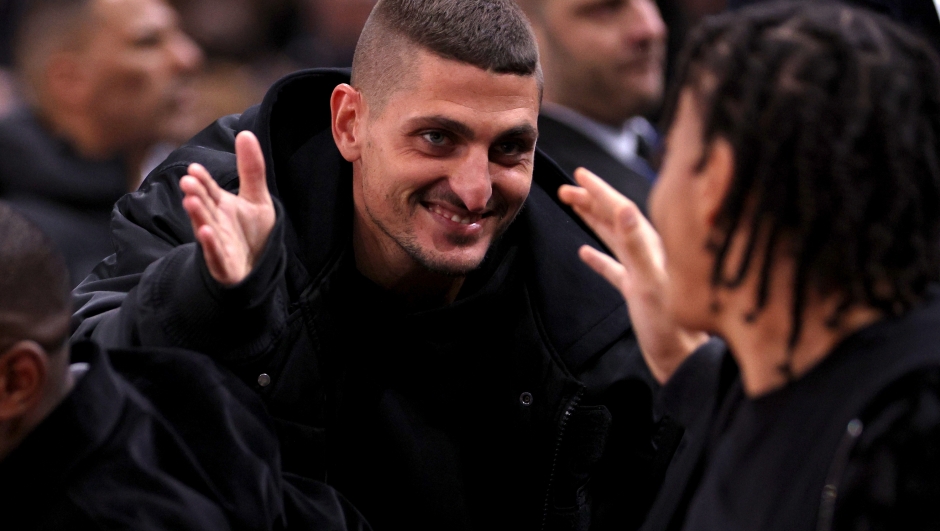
[
  {"xmin": 180, "ymin": 131, "xmax": 276, "ymax": 286},
  {"xmin": 559, "ymin": 167, "xmax": 708, "ymax": 383}
]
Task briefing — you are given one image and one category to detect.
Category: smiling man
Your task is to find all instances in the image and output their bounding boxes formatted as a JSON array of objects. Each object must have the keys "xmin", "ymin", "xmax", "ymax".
[{"xmin": 71, "ymin": 0, "xmax": 681, "ymax": 529}]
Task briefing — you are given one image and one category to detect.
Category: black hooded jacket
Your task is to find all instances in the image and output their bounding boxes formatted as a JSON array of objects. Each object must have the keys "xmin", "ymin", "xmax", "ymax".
[{"xmin": 71, "ymin": 69, "xmax": 685, "ymax": 531}]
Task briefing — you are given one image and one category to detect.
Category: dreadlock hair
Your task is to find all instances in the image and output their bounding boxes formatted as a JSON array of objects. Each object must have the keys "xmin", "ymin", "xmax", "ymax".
[{"xmin": 660, "ymin": 1, "xmax": 940, "ymax": 353}]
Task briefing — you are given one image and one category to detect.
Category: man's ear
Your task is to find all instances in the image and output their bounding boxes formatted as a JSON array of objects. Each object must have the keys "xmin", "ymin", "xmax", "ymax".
[
  {"xmin": 698, "ymin": 137, "xmax": 735, "ymax": 228},
  {"xmin": 44, "ymin": 53, "xmax": 88, "ymax": 110},
  {"xmin": 331, "ymin": 84, "xmax": 365, "ymax": 163},
  {"xmin": 0, "ymin": 342, "xmax": 47, "ymax": 422}
]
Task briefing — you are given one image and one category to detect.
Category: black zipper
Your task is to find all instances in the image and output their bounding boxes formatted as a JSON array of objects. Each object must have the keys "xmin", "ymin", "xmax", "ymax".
[
  {"xmin": 541, "ymin": 387, "xmax": 584, "ymax": 531},
  {"xmin": 816, "ymin": 418, "xmax": 864, "ymax": 531}
]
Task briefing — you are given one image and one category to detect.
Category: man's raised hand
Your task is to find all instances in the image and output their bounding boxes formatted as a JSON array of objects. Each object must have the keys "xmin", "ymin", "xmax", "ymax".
[
  {"xmin": 558, "ymin": 168, "xmax": 708, "ymax": 384},
  {"xmin": 180, "ymin": 131, "xmax": 276, "ymax": 286}
]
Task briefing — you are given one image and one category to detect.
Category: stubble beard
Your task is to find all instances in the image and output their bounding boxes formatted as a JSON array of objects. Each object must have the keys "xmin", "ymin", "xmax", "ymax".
[{"xmin": 365, "ymin": 194, "xmax": 521, "ymax": 277}]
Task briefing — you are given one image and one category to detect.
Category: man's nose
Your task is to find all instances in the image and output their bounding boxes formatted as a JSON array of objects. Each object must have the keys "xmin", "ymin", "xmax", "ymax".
[
  {"xmin": 623, "ymin": 0, "xmax": 667, "ymax": 45},
  {"xmin": 450, "ymin": 147, "xmax": 493, "ymax": 213},
  {"xmin": 169, "ymin": 31, "xmax": 204, "ymax": 74}
]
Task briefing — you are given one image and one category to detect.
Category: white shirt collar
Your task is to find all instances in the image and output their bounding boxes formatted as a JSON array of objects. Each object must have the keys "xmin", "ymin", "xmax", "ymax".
[{"xmin": 541, "ymin": 102, "xmax": 655, "ymax": 167}]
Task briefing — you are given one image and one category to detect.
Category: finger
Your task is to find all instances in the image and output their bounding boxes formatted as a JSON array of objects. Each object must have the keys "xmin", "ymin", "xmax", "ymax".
[
  {"xmin": 560, "ymin": 184, "xmax": 622, "ymax": 243},
  {"xmin": 194, "ymin": 225, "xmax": 228, "ymax": 281},
  {"xmin": 572, "ymin": 168, "xmax": 627, "ymax": 222},
  {"xmin": 578, "ymin": 245, "xmax": 629, "ymax": 293},
  {"xmin": 558, "ymin": 184, "xmax": 589, "ymax": 208},
  {"xmin": 182, "ymin": 194, "xmax": 219, "ymax": 232},
  {"xmin": 180, "ymin": 176, "xmax": 220, "ymax": 224},
  {"xmin": 611, "ymin": 209, "xmax": 664, "ymax": 281},
  {"xmin": 187, "ymin": 163, "xmax": 223, "ymax": 205},
  {"xmin": 235, "ymin": 131, "xmax": 271, "ymax": 205}
]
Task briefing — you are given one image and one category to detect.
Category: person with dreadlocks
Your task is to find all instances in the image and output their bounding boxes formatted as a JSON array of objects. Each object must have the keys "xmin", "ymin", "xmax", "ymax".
[{"xmin": 560, "ymin": 2, "xmax": 940, "ymax": 530}]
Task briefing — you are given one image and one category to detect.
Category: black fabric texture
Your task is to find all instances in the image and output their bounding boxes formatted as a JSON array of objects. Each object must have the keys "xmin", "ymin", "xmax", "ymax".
[
  {"xmin": 643, "ymin": 289, "xmax": 940, "ymax": 531},
  {"xmin": 0, "ymin": 341, "xmax": 370, "ymax": 531}
]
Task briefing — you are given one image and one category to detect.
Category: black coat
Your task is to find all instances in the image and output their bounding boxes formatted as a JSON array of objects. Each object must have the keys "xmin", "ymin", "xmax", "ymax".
[
  {"xmin": 642, "ymin": 291, "xmax": 940, "ymax": 531},
  {"xmin": 0, "ymin": 341, "xmax": 369, "ymax": 531},
  {"xmin": 71, "ymin": 69, "xmax": 681, "ymax": 530},
  {"xmin": 536, "ymin": 114, "xmax": 652, "ymax": 211},
  {"xmin": 0, "ymin": 109, "xmax": 129, "ymax": 287}
]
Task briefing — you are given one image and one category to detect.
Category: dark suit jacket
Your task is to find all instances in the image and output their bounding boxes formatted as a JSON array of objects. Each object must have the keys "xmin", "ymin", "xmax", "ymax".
[{"xmin": 537, "ymin": 113, "xmax": 653, "ymax": 212}]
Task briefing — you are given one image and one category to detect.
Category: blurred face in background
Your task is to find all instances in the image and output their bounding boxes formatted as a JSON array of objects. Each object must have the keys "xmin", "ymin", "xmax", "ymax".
[
  {"xmin": 305, "ymin": 0, "xmax": 376, "ymax": 54},
  {"xmin": 530, "ymin": 0, "xmax": 667, "ymax": 126},
  {"xmin": 80, "ymin": 0, "xmax": 203, "ymax": 151}
]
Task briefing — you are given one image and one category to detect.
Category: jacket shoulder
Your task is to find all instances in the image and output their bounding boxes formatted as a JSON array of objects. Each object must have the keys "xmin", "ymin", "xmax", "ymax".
[{"xmin": 833, "ymin": 367, "xmax": 940, "ymax": 530}]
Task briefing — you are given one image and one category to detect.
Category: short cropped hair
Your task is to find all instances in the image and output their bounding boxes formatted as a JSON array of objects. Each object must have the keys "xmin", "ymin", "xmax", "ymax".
[
  {"xmin": 0, "ymin": 202, "xmax": 72, "ymax": 354},
  {"xmin": 662, "ymin": 2, "xmax": 940, "ymax": 346},
  {"xmin": 13, "ymin": 0, "xmax": 95, "ymax": 97},
  {"xmin": 351, "ymin": 0, "xmax": 542, "ymax": 112}
]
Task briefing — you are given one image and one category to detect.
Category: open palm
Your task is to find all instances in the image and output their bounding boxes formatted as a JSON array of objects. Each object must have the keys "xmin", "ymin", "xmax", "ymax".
[{"xmin": 179, "ymin": 131, "xmax": 276, "ymax": 286}]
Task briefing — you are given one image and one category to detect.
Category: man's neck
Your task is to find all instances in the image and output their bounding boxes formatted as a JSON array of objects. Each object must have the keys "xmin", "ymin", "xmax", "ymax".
[
  {"xmin": 36, "ymin": 107, "xmax": 143, "ymax": 189},
  {"xmin": 717, "ymin": 287, "xmax": 882, "ymax": 398},
  {"xmin": 351, "ymin": 214, "xmax": 465, "ymax": 310}
]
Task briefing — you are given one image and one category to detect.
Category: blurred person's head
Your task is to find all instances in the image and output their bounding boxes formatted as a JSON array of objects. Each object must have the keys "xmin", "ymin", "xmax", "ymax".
[
  {"xmin": 333, "ymin": 0, "xmax": 541, "ymax": 295},
  {"xmin": 169, "ymin": 0, "xmax": 290, "ymax": 61},
  {"xmin": 303, "ymin": 0, "xmax": 376, "ymax": 64},
  {"xmin": 650, "ymin": 2, "xmax": 940, "ymax": 377},
  {"xmin": 520, "ymin": 0, "xmax": 667, "ymax": 127},
  {"xmin": 13, "ymin": 0, "xmax": 203, "ymax": 168},
  {"xmin": 0, "ymin": 202, "xmax": 74, "ymax": 461}
]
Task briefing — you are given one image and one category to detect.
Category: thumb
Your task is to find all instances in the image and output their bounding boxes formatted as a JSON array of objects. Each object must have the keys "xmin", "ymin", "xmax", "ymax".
[{"xmin": 235, "ymin": 131, "xmax": 270, "ymax": 204}]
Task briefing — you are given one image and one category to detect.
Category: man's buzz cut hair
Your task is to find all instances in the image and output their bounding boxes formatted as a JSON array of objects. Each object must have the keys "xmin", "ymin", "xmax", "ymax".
[
  {"xmin": 13, "ymin": 0, "xmax": 96, "ymax": 99},
  {"xmin": 350, "ymin": 0, "xmax": 542, "ymax": 113},
  {"xmin": 0, "ymin": 202, "xmax": 71, "ymax": 355}
]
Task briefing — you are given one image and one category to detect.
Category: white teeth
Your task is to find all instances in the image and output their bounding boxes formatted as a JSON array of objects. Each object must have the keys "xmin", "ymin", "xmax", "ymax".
[{"xmin": 428, "ymin": 204, "xmax": 473, "ymax": 225}]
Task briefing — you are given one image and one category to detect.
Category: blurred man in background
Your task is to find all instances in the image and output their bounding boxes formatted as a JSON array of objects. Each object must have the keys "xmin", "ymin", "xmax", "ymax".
[
  {"xmin": 520, "ymin": 0, "xmax": 667, "ymax": 209},
  {"xmin": 0, "ymin": 0, "xmax": 203, "ymax": 287}
]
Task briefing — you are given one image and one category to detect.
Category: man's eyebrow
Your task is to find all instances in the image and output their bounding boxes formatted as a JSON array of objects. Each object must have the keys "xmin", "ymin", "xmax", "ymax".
[
  {"xmin": 405, "ymin": 117, "xmax": 538, "ymax": 143},
  {"xmin": 496, "ymin": 124, "xmax": 538, "ymax": 141},
  {"xmin": 406, "ymin": 116, "xmax": 476, "ymax": 140}
]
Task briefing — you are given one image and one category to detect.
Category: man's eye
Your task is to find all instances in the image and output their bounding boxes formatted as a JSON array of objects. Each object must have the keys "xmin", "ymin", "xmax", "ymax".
[
  {"xmin": 422, "ymin": 131, "xmax": 448, "ymax": 145},
  {"xmin": 134, "ymin": 32, "xmax": 163, "ymax": 48},
  {"xmin": 495, "ymin": 142, "xmax": 524, "ymax": 156},
  {"xmin": 583, "ymin": 0, "xmax": 623, "ymax": 18}
]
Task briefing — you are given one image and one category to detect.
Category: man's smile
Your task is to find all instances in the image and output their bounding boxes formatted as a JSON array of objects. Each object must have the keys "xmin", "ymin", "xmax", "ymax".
[{"xmin": 422, "ymin": 201, "xmax": 489, "ymax": 229}]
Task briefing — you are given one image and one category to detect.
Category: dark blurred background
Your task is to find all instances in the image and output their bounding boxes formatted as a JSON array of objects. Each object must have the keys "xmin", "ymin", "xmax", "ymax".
[{"xmin": 0, "ymin": 0, "xmax": 732, "ymax": 125}]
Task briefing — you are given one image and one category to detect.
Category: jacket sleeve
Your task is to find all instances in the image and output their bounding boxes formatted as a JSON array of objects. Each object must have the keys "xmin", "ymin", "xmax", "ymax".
[{"xmin": 71, "ymin": 112, "xmax": 289, "ymax": 368}]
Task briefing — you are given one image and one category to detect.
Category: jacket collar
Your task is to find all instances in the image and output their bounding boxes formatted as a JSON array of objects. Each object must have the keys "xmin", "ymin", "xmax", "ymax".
[{"xmin": 248, "ymin": 68, "xmax": 633, "ymax": 374}]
